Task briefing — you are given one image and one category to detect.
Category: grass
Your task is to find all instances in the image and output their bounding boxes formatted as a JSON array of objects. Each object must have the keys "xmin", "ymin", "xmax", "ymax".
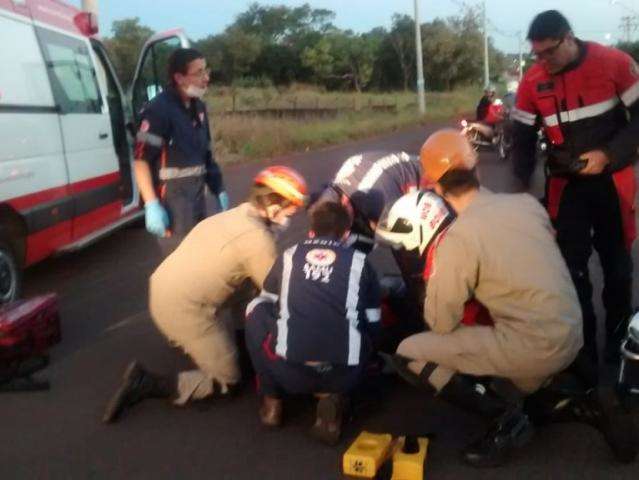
[{"xmin": 208, "ymin": 84, "xmax": 482, "ymax": 163}]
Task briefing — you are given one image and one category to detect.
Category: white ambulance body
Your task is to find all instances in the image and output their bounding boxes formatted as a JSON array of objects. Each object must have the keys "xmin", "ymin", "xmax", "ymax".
[{"xmin": 0, "ymin": 0, "xmax": 189, "ymax": 302}]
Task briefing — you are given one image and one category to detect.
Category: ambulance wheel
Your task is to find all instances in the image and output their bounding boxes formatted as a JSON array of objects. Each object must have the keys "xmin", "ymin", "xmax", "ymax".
[{"xmin": 0, "ymin": 238, "xmax": 21, "ymax": 304}]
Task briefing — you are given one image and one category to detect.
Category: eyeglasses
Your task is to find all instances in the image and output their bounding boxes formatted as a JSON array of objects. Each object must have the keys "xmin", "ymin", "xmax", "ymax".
[
  {"xmin": 186, "ymin": 68, "xmax": 211, "ymax": 79},
  {"xmin": 532, "ymin": 38, "xmax": 565, "ymax": 60}
]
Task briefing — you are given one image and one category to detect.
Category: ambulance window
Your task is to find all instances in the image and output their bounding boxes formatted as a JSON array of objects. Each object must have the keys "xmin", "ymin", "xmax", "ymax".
[
  {"xmin": 0, "ymin": 16, "xmax": 53, "ymax": 106},
  {"xmin": 36, "ymin": 28, "xmax": 102, "ymax": 114}
]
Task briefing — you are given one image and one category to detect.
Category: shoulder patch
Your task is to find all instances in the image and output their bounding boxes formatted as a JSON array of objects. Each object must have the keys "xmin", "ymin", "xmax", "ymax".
[{"xmin": 139, "ymin": 119, "xmax": 150, "ymax": 133}]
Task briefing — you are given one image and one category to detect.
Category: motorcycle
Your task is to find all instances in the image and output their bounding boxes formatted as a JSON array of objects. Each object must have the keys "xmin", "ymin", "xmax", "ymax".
[{"xmin": 461, "ymin": 99, "xmax": 512, "ymax": 161}]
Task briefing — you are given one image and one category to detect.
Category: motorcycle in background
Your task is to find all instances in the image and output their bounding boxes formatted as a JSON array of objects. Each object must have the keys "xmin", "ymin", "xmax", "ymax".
[{"xmin": 461, "ymin": 99, "xmax": 512, "ymax": 161}]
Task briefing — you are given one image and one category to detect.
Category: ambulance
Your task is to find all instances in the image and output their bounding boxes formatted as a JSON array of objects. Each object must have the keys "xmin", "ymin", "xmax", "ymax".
[{"xmin": 0, "ymin": 0, "xmax": 189, "ymax": 302}]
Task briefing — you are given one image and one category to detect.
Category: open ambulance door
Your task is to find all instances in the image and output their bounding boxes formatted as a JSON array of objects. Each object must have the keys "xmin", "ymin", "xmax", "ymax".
[{"xmin": 130, "ymin": 29, "xmax": 190, "ymax": 124}]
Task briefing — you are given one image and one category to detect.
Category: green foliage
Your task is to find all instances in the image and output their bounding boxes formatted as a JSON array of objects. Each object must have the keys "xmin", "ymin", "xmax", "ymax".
[
  {"xmin": 231, "ymin": 76, "xmax": 274, "ymax": 89},
  {"xmin": 103, "ymin": 4, "xmax": 510, "ymax": 92},
  {"xmin": 103, "ymin": 18, "xmax": 154, "ymax": 86},
  {"xmin": 617, "ymin": 41, "xmax": 639, "ymax": 61},
  {"xmin": 213, "ymin": 85, "xmax": 482, "ymax": 163}
]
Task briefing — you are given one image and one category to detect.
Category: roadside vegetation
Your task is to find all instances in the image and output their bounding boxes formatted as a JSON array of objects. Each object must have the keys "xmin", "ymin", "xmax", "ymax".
[
  {"xmin": 103, "ymin": 3, "xmax": 639, "ymax": 163},
  {"xmin": 102, "ymin": 3, "xmax": 511, "ymax": 162},
  {"xmin": 209, "ymin": 84, "xmax": 481, "ymax": 163}
]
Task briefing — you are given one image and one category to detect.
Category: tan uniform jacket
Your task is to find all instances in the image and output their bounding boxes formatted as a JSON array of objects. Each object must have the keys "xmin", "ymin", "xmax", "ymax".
[
  {"xmin": 150, "ymin": 202, "xmax": 277, "ymax": 340},
  {"xmin": 425, "ymin": 189, "xmax": 583, "ymax": 374}
]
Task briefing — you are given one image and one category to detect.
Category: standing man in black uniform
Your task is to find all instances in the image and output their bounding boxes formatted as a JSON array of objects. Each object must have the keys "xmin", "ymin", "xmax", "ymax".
[
  {"xmin": 511, "ymin": 11, "xmax": 639, "ymax": 364},
  {"xmin": 133, "ymin": 48, "xmax": 228, "ymax": 257}
]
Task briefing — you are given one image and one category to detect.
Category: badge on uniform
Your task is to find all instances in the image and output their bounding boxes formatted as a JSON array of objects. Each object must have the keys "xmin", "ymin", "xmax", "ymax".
[
  {"xmin": 537, "ymin": 81, "xmax": 555, "ymax": 93},
  {"xmin": 139, "ymin": 119, "xmax": 150, "ymax": 133},
  {"xmin": 304, "ymin": 249, "xmax": 336, "ymax": 283}
]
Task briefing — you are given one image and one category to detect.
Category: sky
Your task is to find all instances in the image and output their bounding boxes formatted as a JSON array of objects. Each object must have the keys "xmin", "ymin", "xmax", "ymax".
[{"xmin": 71, "ymin": 0, "xmax": 639, "ymax": 53}]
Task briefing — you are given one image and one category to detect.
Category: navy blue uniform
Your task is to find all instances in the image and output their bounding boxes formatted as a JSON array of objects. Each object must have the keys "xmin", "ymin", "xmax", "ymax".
[
  {"xmin": 134, "ymin": 88, "xmax": 224, "ymax": 255},
  {"xmin": 324, "ymin": 151, "xmax": 421, "ymax": 248},
  {"xmin": 315, "ymin": 151, "xmax": 425, "ymax": 345},
  {"xmin": 245, "ymin": 237, "xmax": 381, "ymax": 396}
]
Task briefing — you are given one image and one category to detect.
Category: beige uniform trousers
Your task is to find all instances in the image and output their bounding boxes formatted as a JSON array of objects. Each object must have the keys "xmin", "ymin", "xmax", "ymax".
[
  {"xmin": 399, "ymin": 191, "xmax": 583, "ymax": 394},
  {"xmin": 149, "ymin": 203, "xmax": 277, "ymax": 403},
  {"xmin": 397, "ymin": 325, "xmax": 576, "ymax": 394}
]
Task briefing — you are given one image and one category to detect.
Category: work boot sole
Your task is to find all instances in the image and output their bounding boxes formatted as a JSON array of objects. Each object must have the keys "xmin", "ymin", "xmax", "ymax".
[
  {"xmin": 102, "ymin": 361, "xmax": 142, "ymax": 424},
  {"xmin": 310, "ymin": 396, "xmax": 343, "ymax": 446}
]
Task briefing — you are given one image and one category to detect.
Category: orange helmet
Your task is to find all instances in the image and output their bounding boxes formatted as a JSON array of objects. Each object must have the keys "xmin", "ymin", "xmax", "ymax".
[
  {"xmin": 253, "ymin": 165, "xmax": 308, "ymax": 206},
  {"xmin": 420, "ymin": 129, "xmax": 477, "ymax": 184}
]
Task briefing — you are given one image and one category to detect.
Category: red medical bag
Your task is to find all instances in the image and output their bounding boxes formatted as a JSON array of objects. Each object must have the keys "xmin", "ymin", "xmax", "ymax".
[{"xmin": 0, "ymin": 293, "xmax": 61, "ymax": 361}]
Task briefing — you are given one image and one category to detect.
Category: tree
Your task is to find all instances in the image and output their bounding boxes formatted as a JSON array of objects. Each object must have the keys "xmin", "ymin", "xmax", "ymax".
[
  {"xmin": 234, "ymin": 3, "xmax": 334, "ymax": 44},
  {"xmin": 302, "ymin": 31, "xmax": 379, "ymax": 92},
  {"xmin": 221, "ymin": 27, "xmax": 263, "ymax": 80},
  {"xmin": 103, "ymin": 18, "xmax": 154, "ymax": 86},
  {"xmin": 104, "ymin": 4, "xmax": 511, "ymax": 91},
  {"xmin": 195, "ymin": 34, "xmax": 228, "ymax": 83},
  {"xmin": 617, "ymin": 41, "xmax": 639, "ymax": 61},
  {"xmin": 301, "ymin": 37, "xmax": 335, "ymax": 83},
  {"xmin": 232, "ymin": 3, "xmax": 335, "ymax": 84},
  {"xmin": 422, "ymin": 19, "xmax": 459, "ymax": 91},
  {"xmin": 389, "ymin": 15, "xmax": 415, "ymax": 91}
]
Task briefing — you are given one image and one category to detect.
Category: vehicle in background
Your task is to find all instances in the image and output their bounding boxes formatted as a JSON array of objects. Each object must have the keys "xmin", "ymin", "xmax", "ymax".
[
  {"xmin": 460, "ymin": 98, "xmax": 511, "ymax": 161},
  {"xmin": 0, "ymin": 0, "xmax": 190, "ymax": 303}
]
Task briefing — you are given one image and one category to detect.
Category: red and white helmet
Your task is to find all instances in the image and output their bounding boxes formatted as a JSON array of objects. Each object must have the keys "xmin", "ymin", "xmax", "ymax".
[
  {"xmin": 253, "ymin": 166, "xmax": 308, "ymax": 206},
  {"xmin": 376, "ymin": 190, "xmax": 453, "ymax": 254}
]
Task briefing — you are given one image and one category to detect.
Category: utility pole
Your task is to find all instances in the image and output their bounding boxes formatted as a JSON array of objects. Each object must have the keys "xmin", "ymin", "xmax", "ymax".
[
  {"xmin": 620, "ymin": 15, "xmax": 639, "ymax": 42},
  {"xmin": 414, "ymin": 0, "xmax": 426, "ymax": 115},
  {"xmin": 483, "ymin": 0, "xmax": 490, "ymax": 87},
  {"xmin": 621, "ymin": 15, "xmax": 633, "ymax": 42},
  {"xmin": 611, "ymin": 1, "xmax": 639, "ymax": 42}
]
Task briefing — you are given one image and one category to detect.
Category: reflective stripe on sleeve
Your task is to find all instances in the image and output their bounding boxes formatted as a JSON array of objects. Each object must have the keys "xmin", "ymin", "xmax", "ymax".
[{"xmin": 511, "ymin": 107, "xmax": 536, "ymax": 126}]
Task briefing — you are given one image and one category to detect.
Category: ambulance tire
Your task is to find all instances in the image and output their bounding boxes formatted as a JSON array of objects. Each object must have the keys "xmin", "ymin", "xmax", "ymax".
[{"xmin": 0, "ymin": 236, "xmax": 21, "ymax": 305}]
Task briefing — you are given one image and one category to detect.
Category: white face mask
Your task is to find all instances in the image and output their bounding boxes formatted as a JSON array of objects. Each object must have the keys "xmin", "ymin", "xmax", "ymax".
[{"xmin": 184, "ymin": 84, "xmax": 207, "ymax": 99}]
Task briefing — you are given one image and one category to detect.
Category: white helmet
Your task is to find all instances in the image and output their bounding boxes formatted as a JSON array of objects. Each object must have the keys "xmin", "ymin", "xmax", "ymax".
[{"xmin": 376, "ymin": 190, "xmax": 453, "ymax": 254}]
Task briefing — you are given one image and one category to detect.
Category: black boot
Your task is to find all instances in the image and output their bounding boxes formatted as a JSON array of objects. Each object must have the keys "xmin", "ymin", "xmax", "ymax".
[
  {"xmin": 439, "ymin": 374, "xmax": 534, "ymax": 467},
  {"xmin": 102, "ymin": 361, "xmax": 175, "ymax": 424},
  {"xmin": 462, "ymin": 406, "xmax": 534, "ymax": 468}
]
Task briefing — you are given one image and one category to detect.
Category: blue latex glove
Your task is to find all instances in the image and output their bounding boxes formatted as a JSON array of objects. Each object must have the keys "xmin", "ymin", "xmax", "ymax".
[
  {"xmin": 218, "ymin": 191, "xmax": 230, "ymax": 211},
  {"xmin": 144, "ymin": 199, "xmax": 170, "ymax": 237}
]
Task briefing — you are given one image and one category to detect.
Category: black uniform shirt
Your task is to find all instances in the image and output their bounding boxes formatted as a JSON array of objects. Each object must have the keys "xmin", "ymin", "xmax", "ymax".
[
  {"xmin": 260, "ymin": 237, "xmax": 381, "ymax": 366},
  {"xmin": 134, "ymin": 87, "xmax": 223, "ymax": 194}
]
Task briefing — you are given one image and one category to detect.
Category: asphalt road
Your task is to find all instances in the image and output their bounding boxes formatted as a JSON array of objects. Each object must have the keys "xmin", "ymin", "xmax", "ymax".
[{"xmin": 4, "ymin": 125, "xmax": 638, "ymax": 479}]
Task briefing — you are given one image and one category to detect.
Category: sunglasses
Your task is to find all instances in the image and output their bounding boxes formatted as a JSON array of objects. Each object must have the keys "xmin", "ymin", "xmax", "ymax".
[{"xmin": 532, "ymin": 37, "xmax": 565, "ymax": 60}]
